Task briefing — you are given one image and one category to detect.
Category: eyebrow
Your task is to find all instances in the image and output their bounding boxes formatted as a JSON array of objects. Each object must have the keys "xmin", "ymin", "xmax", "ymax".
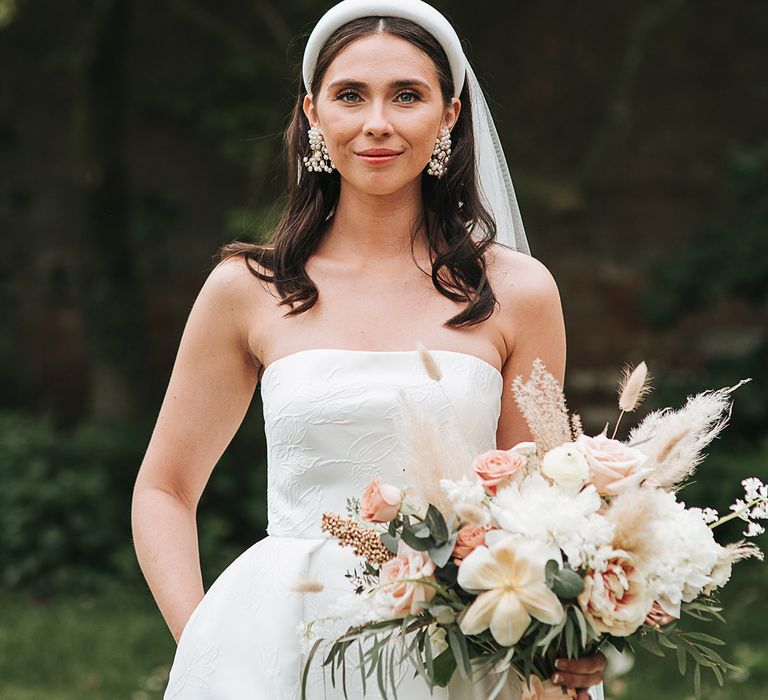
[{"xmin": 325, "ymin": 78, "xmax": 433, "ymax": 93}]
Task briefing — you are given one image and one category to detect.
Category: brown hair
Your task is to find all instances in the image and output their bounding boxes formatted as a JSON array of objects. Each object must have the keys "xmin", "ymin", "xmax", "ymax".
[{"xmin": 216, "ymin": 15, "xmax": 501, "ymax": 328}]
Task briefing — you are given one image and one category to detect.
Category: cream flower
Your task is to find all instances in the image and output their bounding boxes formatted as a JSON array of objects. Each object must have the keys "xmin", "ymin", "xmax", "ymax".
[
  {"xmin": 457, "ymin": 536, "xmax": 565, "ymax": 646},
  {"xmin": 541, "ymin": 443, "xmax": 591, "ymax": 493}
]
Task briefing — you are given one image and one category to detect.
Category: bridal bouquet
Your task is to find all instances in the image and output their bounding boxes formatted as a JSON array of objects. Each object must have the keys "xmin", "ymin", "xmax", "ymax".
[{"xmin": 298, "ymin": 345, "xmax": 766, "ymax": 699}]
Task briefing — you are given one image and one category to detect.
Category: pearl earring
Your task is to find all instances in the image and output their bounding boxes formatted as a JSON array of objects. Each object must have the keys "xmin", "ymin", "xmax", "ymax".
[
  {"xmin": 303, "ymin": 126, "xmax": 336, "ymax": 173},
  {"xmin": 427, "ymin": 127, "xmax": 451, "ymax": 178}
]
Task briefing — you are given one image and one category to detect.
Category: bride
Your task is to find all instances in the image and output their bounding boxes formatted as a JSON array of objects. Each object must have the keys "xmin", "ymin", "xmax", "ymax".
[{"xmin": 131, "ymin": 0, "xmax": 607, "ymax": 697}]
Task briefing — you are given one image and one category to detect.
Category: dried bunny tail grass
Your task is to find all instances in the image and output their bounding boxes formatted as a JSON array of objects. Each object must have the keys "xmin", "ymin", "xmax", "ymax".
[
  {"xmin": 719, "ymin": 540, "xmax": 765, "ymax": 565},
  {"xmin": 511, "ymin": 358, "xmax": 573, "ymax": 454},
  {"xmin": 605, "ymin": 487, "xmax": 668, "ymax": 566},
  {"xmin": 416, "ymin": 340, "xmax": 442, "ymax": 381},
  {"xmin": 290, "ymin": 578, "xmax": 325, "ymax": 593},
  {"xmin": 394, "ymin": 389, "xmax": 473, "ymax": 517},
  {"xmin": 627, "ymin": 378, "xmax": 752, "ymax": 490},
  {"xmin": 618, "ymin": 361, "xmax": 652, "ymax": 412}
]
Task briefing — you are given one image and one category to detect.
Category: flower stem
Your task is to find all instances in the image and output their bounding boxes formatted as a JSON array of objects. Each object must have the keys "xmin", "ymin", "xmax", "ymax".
[
  {"xmin": 709, "ymin": 496, "xmax": 767, "ymax": 529},
  {"xmin": 610, "ymin": 411, "xmax": 625, "ymax": 440}
]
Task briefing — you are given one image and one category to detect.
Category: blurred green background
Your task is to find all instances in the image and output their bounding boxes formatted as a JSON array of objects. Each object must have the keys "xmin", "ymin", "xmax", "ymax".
[{"xmin": 1, "ymin": 0, "xmax": 766, "ymax": 697}]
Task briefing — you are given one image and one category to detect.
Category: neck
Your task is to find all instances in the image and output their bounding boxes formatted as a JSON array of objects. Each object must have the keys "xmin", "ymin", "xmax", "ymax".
[{"xmin": 316, "ymin": 178, "xmax": 431, "ymax": 266}]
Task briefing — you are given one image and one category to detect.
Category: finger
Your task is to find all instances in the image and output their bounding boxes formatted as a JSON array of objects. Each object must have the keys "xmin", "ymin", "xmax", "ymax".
[
  {"xmin": 555, "ymin": 654, "xmax": 605, "ymax": 674},
  {"xmin": 576, "ymin": 691, "xmax": 591, "ymax": 700},
  {"xmin": 551, "ymin": 672, "xmax": 603, "ymax": 689}
]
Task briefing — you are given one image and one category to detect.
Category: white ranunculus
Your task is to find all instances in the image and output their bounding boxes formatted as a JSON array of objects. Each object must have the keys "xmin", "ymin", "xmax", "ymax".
[{"xmin": 541, "ymin": 443, "xmax": 591, "ymax": 492}]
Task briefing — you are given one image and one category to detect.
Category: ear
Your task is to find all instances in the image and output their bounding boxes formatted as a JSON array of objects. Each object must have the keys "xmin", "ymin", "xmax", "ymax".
[
  {"xmin": 443, "ymin": 97, "xmax": 461, "ymax": 132},
  {"xmin": 303, "ymin": 94, "xmax": 319, "ymax": 128}
]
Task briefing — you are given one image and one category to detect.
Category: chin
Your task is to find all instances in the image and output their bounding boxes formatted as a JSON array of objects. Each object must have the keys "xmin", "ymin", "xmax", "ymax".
[{"xmin": 345, "ymin": 171, "xmax": 418, "ymax": 196}]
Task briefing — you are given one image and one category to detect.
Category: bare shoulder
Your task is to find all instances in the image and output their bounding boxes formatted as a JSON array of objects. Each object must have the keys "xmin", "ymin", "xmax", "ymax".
[{"xmin": 485, "ymin": 244, "xmax": 562, "ymax": 315}]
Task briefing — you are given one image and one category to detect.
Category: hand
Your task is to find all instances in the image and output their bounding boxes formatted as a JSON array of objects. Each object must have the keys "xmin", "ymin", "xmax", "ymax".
[{"xmin": 550, "ymin": 650, "xmax": 606, "ymax": 699}]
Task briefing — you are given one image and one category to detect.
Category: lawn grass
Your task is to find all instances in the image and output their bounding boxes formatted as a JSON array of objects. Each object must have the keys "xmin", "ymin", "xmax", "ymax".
[{"xmin": 2, "ymin": 563, "xmax": 766, "ymax": 699}]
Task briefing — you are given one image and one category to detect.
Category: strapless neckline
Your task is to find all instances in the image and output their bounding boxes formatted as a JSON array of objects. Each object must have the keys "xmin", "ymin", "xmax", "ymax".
[{"xmin": 261, "ymin": 347, "xmax": 503, "ymax": 382}]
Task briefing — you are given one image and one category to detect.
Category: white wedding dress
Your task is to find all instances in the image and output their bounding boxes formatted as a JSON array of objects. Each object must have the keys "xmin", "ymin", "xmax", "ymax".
[{"xmin": 163, "ymin": 348, "xmax": 604, "ymax": 699}]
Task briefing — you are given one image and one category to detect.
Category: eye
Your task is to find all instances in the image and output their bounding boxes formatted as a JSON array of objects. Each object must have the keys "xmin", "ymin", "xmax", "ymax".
[
  {"xmin": 336, "ymin": 90, "xmax": 361, "ymax": 103},
  {"xmin": 396, "ymin": 90, "xmax": 421, "ymax": 103}
]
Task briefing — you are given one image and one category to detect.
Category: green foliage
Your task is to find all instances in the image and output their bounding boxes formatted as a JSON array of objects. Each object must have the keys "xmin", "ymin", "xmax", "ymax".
[
  {"xmin": 634, "ymin": 142, "xmax": 768, "ymax": 442},
  {"xmin": 0, "ymin": 409, "xmax": 267, "ymax": 597},
  {"xmin": 634, "ymin": 600, "xmax": 739, "ymax": 700}
]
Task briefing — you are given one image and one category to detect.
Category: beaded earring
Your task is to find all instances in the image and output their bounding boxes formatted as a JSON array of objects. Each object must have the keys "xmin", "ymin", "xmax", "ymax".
[
  {"xmin": 427, "ymin": 126, "xmax": 452, "ymax": 178},
  {"xmin": 303, "ymin": 126, "xmax": 336, "ymax": 173}
]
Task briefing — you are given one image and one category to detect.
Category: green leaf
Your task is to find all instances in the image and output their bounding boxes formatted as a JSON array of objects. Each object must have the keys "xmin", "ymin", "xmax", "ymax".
[
  {"xmin": 694, "ymin": 663, "xmax": 701, "ymax": 699},
  {"xmin": 429, "ymin": 532, "xmax": 459, "ymax": 567},
  {"xmin": 377, "ymin": 643, "xmax": 387, "ymax": 697},
  {"xmin": 301, "ymin": 638, "xmax": 323, "ymax": 700},
  {"xmin": 380, "ymin": 532, "xmax": 400, "ymax": 554},
  {"xmin": 432, "ymin": 648, "xmax": 457, "ymax": 687},
  {"xmin": 358, "ymin": 641, "xmax": 367, "ymax": 696},
  {"xmin": 545, "ymin": 559, "xmax": 559, "ymax": 587},
  {"xmin": 425, "ymin": 504, "xmax": 450, "ymax": 543},
  {"xmin": 547, "ymin": 565, "xmax": 584, "ymax": 600},
  {"xmin": 400, "ymin": 527, "xmax": 434, "ymax": 551},
  {"xmin": 637, "ymin": 633, "xmax": 666, "ymax": 658},
  {"xmin": 565, "ymin": 617, "xmax": 575, "ymax": 658},
  {"xmin": 572, "ymin": 605, "xmax": 590, "ymax": 648},
  {"xmin": 676, "ymin": 644, "xmax": 687, "ymax": 676},
  {"xmin": 448, "ymin": 626, "xmax": 471, "ymax": 679},
  {"xmin": 686, "ymin": 632, "xmax": 726, "ymax": 645}
]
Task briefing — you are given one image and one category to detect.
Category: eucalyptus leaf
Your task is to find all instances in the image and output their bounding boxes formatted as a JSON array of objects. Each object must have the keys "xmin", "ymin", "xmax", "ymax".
[
  {"xmin": 429, "ymin": 532, "xmax": 459, "ymax": 567},
  {"xmin": 380, "ymin": 532, "xmax": 400, "ymax": 554},
  {"xmin": 425, "ymin": 504, "xmax": 450, "ymax": 543},
  {"xmin": 401, "ymin": 527, "xmax": 434, "ymax": 551}
]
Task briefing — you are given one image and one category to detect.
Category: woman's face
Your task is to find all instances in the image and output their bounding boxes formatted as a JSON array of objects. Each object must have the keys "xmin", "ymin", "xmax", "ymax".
[{"xmin": 303, "ymin": 32, "xmax": 461, "ymax": 195}]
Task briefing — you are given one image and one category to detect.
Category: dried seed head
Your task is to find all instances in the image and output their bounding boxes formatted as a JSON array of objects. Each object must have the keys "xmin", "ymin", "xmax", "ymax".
[{"xmin": 416, "ymin": 341, "xmax": 442, "ymax": 381}]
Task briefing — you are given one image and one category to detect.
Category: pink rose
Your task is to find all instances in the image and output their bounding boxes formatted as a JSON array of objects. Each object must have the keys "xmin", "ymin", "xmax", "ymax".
[
  {"xmin": 574, "ymin": 428, "xmax": 653, "ymax": 495},
  {"xmin": 375, "ymin": 541, "xmax": 436, "ymax": 617},
  {"xmin": 361, "ymin": 479, "xmax": 403, "ymax": 523},
  {"xmin": 577, "ymin": 549, "xmax": 652, "ymax": 637},
  {"xmin": 452, "ymin": 524, "xmax": 492, "ymax": 564},
  {"xmin": 472, "ymin": 445, "xmax": 529, "ymax": 495}
]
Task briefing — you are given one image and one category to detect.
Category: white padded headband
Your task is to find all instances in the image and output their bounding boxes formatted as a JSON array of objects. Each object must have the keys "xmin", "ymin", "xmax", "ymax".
[{"xmin": 302, "ymin": 0, "xmax": 467, "ymax": 99}]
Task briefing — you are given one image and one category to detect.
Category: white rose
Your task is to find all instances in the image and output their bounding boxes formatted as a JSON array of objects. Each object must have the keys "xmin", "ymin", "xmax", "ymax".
[{"xmin": 541, "ymin": 443, "xmax": 590, "ymax": 492}]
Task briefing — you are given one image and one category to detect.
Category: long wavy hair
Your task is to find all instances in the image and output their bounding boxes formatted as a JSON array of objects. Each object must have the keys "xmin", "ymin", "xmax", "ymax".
[{"xmin": 216, "ymin": 16, "xmax": 502, "ymax": 328}]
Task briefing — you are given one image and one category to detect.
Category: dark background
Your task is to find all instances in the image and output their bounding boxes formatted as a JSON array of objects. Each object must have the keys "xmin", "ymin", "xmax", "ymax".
[{"xmin": 1, "ymin": 1, "xmax": 766, "ymax": 697}]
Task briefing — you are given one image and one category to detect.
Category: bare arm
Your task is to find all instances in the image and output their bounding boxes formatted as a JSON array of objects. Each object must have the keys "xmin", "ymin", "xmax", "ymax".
[
  {"xmin": 131, "ymin": 256, "xmax": 261, "ymax": 643},
  {"xmin": 495, "ymin": 255, "xmax": 567, "ymax": 451}
]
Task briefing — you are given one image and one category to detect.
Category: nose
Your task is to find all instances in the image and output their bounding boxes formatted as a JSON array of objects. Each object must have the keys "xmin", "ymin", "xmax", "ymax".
[{"xmin": 361, "ymin": 100, "xmax": 393, "ymax": 137}]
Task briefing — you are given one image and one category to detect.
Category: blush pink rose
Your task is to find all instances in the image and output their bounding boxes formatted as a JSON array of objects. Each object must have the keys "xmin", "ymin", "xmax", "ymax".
[
  {"xmin": 577, "ymin": 549, "xmax": 652, "ymax": 637},
  {"xmin": 574, "ymin": 428, "xmax": 653, "ymax": 495},
  {"xmin": 375, "ymin": 541, "xmax": 436, "ymax": 617},
  {"xmin": 361, "ymin": 479, "xmax": 403, "ymax": 523},
  {"xmin": 452, "ymin": 524, "xmax": 492, "ymax": 565},
  {"xmin": 472, "ymin": 445, "xmax": 529, "ymax": 495}
]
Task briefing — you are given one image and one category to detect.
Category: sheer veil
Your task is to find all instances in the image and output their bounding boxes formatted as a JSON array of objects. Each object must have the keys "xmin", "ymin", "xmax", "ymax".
[{"xmin": 464, "ymin": 59, "xmax": 530, "ymax": 256}]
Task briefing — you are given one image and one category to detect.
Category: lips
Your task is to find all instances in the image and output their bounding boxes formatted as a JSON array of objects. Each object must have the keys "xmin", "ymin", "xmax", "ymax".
[{"xmin": 356, "ymin": 149, "xmax": 402, "ymax": 156}]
